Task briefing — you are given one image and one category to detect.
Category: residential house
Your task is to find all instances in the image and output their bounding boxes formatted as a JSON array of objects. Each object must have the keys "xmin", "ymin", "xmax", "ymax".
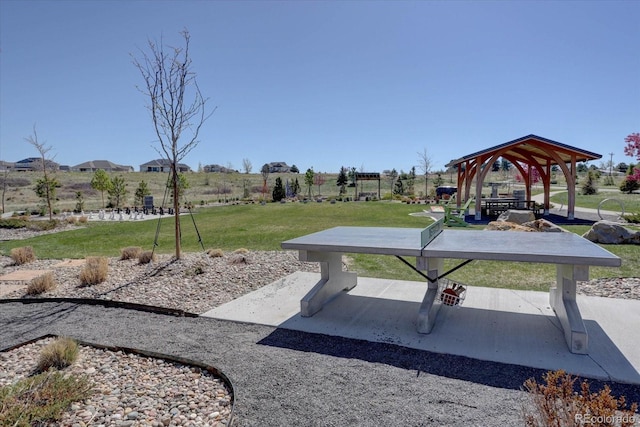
[
  {"xmin": 71, "ymin": 160, "xmax": 133, "ymax": 172},
  {"xmin": 140, "ymin": 159, "xmax": 191, "ymax": 173},
  {"xmin": 268, "ymin": 162, "xmax": 291, "ymax": 173},
  {"xmin": 13, "ymin": 157, "xmax": 60, "ymax": 172}
]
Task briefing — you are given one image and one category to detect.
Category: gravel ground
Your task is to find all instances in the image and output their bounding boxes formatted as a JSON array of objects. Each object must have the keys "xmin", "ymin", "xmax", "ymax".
[{"xmin": 1, "ymin": 225, "xmax": 640, "ymax": 426}]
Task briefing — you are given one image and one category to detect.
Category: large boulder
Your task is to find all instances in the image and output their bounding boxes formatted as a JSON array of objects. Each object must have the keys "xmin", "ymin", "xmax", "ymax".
[
  {"xmin": 582, "ymin": 221, "xmax": 640, "ymax": 244},
  {"xmin": 497, "ymin": 210, "xmax": 536, "ymax": 224}
]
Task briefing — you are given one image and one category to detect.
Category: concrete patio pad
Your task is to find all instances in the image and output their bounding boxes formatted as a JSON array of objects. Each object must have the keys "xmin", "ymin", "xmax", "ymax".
[
  {"xmin": 0, "ymin": 270, "xmax": 53, "ymax": 297},
  {"xmin": 203, "ymin": 271, "xmax": 640, "ymax": 385},
  {"xmin": 0, "ymin": 269, "xmax": 53, "ymax": 282}
]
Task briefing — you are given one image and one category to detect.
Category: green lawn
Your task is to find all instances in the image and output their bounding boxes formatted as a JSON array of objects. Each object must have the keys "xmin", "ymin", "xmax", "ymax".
[
  {"xmin": 1, "ymin": 201, "xmax": 637, "ymax": 292},
  {"xmin": 549, "ymin": 191, "xmax": 640, "ymax": 213}
]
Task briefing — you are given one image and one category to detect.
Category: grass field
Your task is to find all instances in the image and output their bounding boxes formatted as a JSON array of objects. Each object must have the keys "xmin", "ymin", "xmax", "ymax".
[
  {"xmin": 1, "ymin": 201, "xmax": 637, "ymax": 293},
  {"xmin": 549, "ymin": 191, "xmax": 640, "ymax": 213},
  {"xmin": 1, "ymin": 169, "xmax": 632, "ymax": 214}
]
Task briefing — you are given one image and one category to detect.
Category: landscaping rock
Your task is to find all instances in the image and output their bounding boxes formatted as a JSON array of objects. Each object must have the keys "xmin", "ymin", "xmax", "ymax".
[
  {"xmin": 496, "ymin": 209, "xmax": 535, "ymax": 224},
  {"xmin": 485, "ymin": 221, "xmax": 535, "ymax": 232},
  {"xmin": 486, "ymin": 218, "xmax": 565, "ymax": 233},
  {"xmin": 582, "ymin": 220, "xmax": 640, "ymax": 244},
  {"xmin": 521, "ymin": 219, "xmax": 565, "ymax": 233}
]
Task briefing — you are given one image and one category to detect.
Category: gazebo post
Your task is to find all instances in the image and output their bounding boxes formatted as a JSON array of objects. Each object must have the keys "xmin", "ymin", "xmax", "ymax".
[{"xmin": 567, "ymin": 155, "xmax": 577, "ymax": 220}]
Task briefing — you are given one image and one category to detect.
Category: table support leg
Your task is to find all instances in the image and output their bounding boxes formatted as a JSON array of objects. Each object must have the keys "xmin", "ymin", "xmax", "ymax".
[
  {"xmin": 298, "ymin": 251, "xmax": 357, "ymax": 317},
  {"xmin": 416, "ymin": 257, "xmax": 443, "ymax": 333},
  {"xmin": 550, "ymin": 264, "xmax": 589, "ymax": 354}
]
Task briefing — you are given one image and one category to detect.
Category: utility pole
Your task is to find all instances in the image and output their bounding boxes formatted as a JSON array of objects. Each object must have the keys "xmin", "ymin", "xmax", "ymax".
[{"xmin": 609, "ymin": 152, "xmax": 614, "ymax": 176}]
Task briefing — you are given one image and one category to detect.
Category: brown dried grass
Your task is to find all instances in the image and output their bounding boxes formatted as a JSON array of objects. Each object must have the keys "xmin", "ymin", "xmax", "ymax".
[
  {"xmin": 36, "ymin": 337, "xmax": 79, "ymax": 373},
  {"xmin": 120, "ymin": 246, "xmax": 142, "ymax": 260},
  {"xmin": 138, "ymin": 250, "xmax": 156, "ymax": 265},
  {"xmin": 79, "ymin": 256, "xmax": 109, "ymax": 286},
  {"xmin": 10, "ymin": 246, "xmax": 36, "ymax": 265},
  {"xmin": 523, "ymin": 370, "xmax": 638, "ymax": 426},
  {"xmin": 206, "ymin": 248, "xmax": 224, "ymax": 258},
  {"xmin": 26, "ymin": 272, "xmax": 57, "ymax": 295}
]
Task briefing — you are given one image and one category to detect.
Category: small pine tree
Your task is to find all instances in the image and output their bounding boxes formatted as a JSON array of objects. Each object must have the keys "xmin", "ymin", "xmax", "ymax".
[
  {"xmin": 272, "ymin": 177, "xmax": 286, "ymax": 201},
  {"xmin": 581, "ymin": 170, "xmax": 598, "ymax": 195},
  {"xmin": 337, "ymin": 167, "xmax": 348, "ymax": 196},
  {"xmin": 108, "ymin": 176, "xmax": 128, "ymax": 208},
  {"xmin": 134, "ymin": 180, "xmax": 151, "ymax": 206}
]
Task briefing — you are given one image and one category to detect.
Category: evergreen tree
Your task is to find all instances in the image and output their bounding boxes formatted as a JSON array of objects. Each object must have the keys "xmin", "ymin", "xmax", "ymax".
[
  {"xmin": 580, "ymin": 170, "xmax": 598, "ymax": 195},
  {"xmin": 134, "ymin": 180, "xmax": 151, "ymax": 206},
  {"xmin": 108, "ymin": 176, "xmax": 128, "ymax": 208},
  {"xmin": 337, "ymin": 167, "xmax": 348, "ymax": 195},
  {"xmin": 272, "ymin": 177, "xmax": 286, "ymax": 201},
  {"xmin": 292, "ymin": 178, "xmax": 301, "ymax": 196},
  {"xmin": 393, "ymin": 179, "xmax": 404, "ymax": 196}
]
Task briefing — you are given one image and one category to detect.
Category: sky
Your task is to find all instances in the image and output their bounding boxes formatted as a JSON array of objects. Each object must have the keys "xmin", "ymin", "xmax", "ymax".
[{"xmin": 1, "ymin": 0, "xmax": 639, "ymax": 174}]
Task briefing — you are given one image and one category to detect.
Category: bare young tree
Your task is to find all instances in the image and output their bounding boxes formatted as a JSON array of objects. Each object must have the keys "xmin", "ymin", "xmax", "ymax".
[
  {"xmin": 25, "ymin": 125, "xmax": 57, "ymax": 220},
  {"xmin": 133, "ymin": 29, "xmax": 214, "ymax": 259},
  {"xmin": 417, "ymin": 148, "xmax": 433, "ymax": 199},
  {"xmin": 242, "ymin": 158, "xmax": 253, "ymax": 174}
]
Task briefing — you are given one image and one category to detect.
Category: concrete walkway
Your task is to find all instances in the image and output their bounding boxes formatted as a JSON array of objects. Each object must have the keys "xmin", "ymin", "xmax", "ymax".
[{"xmin": 203, "ymin": 272, "xmax": 640, "ymax": 385}]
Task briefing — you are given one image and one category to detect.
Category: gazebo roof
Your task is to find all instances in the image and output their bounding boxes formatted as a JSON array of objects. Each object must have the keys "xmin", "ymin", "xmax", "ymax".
[{"xmin": 447, "ymin": 134, "xmax": 602, "ymax": 168}]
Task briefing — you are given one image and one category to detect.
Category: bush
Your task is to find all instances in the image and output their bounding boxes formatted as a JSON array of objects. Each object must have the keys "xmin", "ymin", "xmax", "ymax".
[
  {"xmin": 620, "ymin": 176, "xmax": 640, "ymax": 194},
  {"xmin": 0, "ymin": 370, "xmax": 93, "ymax": 426},
  {"xmin": 234, "ymin": 248, "xmax": 249, "ymax": 254},
  {"xmin": 10, "ymin": 246, "xmax": 36, "ymax": 265},
  {"xmin": 26, "ymin": 219, "xmax": 59, "ymax": 231},
  {"xmin": 65, "ymin": 216, "xmax": 77, "ymax": 224},
  {"xmin": 26, "ymin": 272, "xmax": 56, "ymax": 296},
  {"xmin": 0, "ymin": 218, "xmax": 28, "ymax": 229},
  {"xmin": 36, "ymin": 337, "xmax": 79, "ymax": 373},
  {"xmin": 79, "ymin": 256, "xmax": 109, "ymax": 286},
  {"xmin": 138, "ymin": 250, "xmax": 156, "ymax": 264},
  {"xmin": 206, "ymin": 248, "xmax": 224, "ymax": 258},
  {"xmin": 523, "ymin": 370, "xmax": 638, "ymax": 426},
  {"xmin": 120, "ymin": 246, "xmax": 142, "ymax": 260},
  {"xmin": 623, "ymin": 212, "xmax": 640, "ymax": 224},
  {"xmin": 78, "ymin": 216, "xmax": 88, "ymax": 223}
]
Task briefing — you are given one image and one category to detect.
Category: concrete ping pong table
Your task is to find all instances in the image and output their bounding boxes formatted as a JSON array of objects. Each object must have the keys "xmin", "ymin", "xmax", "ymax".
[{"xmin": 281, "ymin": 218, "xmax": 622, "ymax": 354}]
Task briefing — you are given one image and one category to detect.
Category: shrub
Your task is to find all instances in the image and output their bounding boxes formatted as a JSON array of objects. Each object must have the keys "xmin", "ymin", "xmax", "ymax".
[
  {"xmin": 0, "ymin": 370, "xmax": 93, "ymax": 426},
  {"xmin": 523, "ymin": 370, "xmax": 638, "ymax": 426},
  {"xmin": 36, "ymin": 337, "xmax": 79, "ymax": 373},
  {"xmin": 120, "ymin": 246, "xmax": 142, "ymax": 260},
  {"xmin": 26, "ymin": 219, "xmax": 59, "ymax": 231},
  {"xmin": 623, "ymin": 212, "xmax": 640, "ymax": 224},
  {"xmin": 0, "ymin": 218, "xmax": 28, "ymax": 229},
  {"xmin": 65, "ymin": 216, "xmax": 77, "ymax": 224},
  {"xmin": 620, "ymin": 175, "xmax": 640, "ymax": 194},
  {"xmin": 26, "ymin": 272, "xmax": 56, "ymax": 295},
  {"xmin": 206, "ymin": 248, "xmax": 224, "ymax": 258},
  {"xmin": 78, "ymin": 216, "xmax": 88, "ymax": 223},
  {"xmin": 138, "ymin": 250, "xmax": 156, "ymax": 264},
  {"xmin": 10, "ymin": 246, "xmax": 36, "ymax": 265},
  {"xmin": 230, "ymin": 253, "xmax": 250, "ymax": 265},
  {"xmin": 79, "ymin": 256, "xmax": 108, "ymax": 286},
  {"xmin": 234, "ymin": 248, "xmax": 249, "ymax": 254}
]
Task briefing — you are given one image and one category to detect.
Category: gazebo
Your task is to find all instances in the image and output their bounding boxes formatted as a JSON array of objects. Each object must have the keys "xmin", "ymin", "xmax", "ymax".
[{"xmin": 445, "ymin": 134, "xmax": 602, "ymax": 220}]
